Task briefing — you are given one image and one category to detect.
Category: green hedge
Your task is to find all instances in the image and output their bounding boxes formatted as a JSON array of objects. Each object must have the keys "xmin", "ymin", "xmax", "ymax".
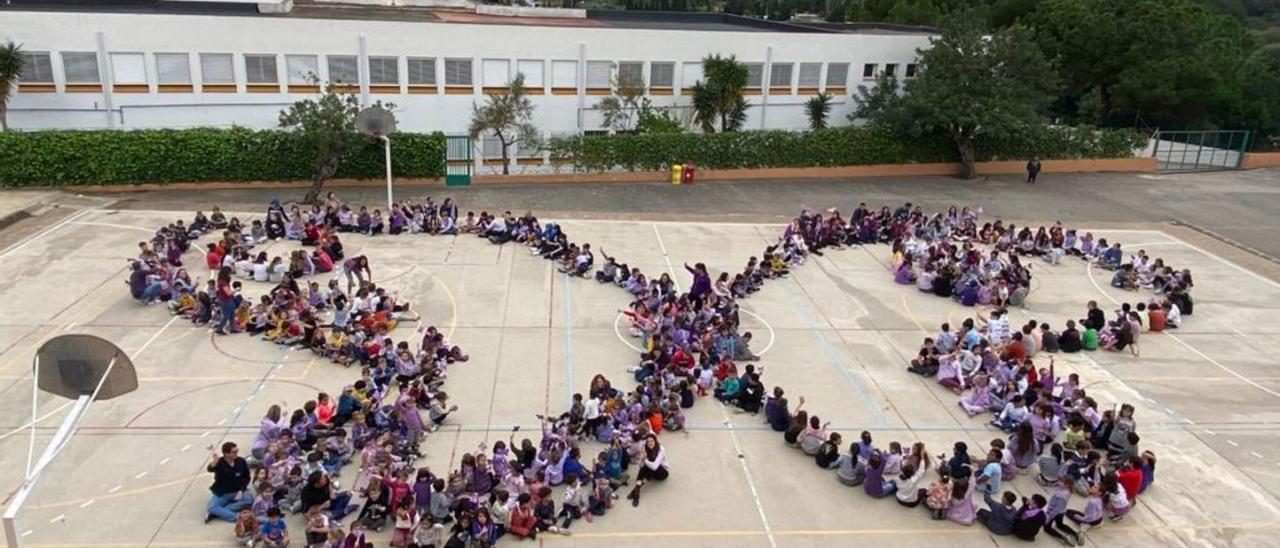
[
  {"xmin": 549, "ymin": 125, "xmax": 1146, "ymax": 172},
  {"xmin": 0, "ymin": 128, "xmax": 446, "ymax": 187}
]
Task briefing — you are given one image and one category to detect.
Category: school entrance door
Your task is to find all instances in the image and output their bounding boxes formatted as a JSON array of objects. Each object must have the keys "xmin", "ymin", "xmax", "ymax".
[
  {"xmin": 1151, "ymin": 130, "xmax": 1250, "ymax": 172},
  {"xmin": 445, "ymin": 135, "xmax": 472, "ymax": 187}
]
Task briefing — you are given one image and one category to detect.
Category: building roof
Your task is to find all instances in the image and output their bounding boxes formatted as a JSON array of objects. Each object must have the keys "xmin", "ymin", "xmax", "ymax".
[{"xmin": 0, "ymin": 0, "xmax": 936, "ymax": 35}]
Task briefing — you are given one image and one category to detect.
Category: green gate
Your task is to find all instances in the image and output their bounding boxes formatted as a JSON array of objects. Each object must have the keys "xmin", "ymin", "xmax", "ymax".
[
  {"xmin": 1152, "ymin": 130, "xmax": 1250, "ymax": 172},
  {"xmin": 445, "ymin": 135, "xmax": 472, "ymax": 187}
]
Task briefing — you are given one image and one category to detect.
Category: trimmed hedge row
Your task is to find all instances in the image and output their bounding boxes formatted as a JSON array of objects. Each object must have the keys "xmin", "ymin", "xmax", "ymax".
[
  {"xmin": 0, "ymin": 128, "xmax": 447, "ymax": 187},
  {"xmin": 548, "ymin": 125, "xmax": 1146, "ymax": 172}
]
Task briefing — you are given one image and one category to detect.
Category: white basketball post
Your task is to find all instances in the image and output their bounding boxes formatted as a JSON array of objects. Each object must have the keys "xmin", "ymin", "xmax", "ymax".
[
  {"xmin": 380, "ymin": 134, "xmax": 393, "ymax": 212},
  {"xmin": 355, "ymin": 106, "xmax": 398, "ymax": 213},
  {"xmin": 3, "ymin": 336, "xmax": 137, "ymax": 548}
]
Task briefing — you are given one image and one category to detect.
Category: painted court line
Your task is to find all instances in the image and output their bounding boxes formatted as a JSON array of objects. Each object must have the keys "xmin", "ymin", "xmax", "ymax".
[
  {"xmin": 563, "ymin": 272, "xmax": 576, "ymax": 409},
  {"xmin": 0, "ymin": 208, "xmax": 95, "ymax": 259},
  {"xmin": 719, "ymin": 411, "xmax": 779, "ymax": 548},
  {"xmin": 1165, "ymin": 333, "xmax": 1280, "ymax": 399},
  {"xmin": 652, "ymin": 223, "xmax": 681, "ymax": 292},
  {"xmin": 780, "ymin": 280, "xmax": 886, "ymax": 425},
  {"xmin": 1085, "ymin": 261, "xmax": 1280, "ymax": 400}
]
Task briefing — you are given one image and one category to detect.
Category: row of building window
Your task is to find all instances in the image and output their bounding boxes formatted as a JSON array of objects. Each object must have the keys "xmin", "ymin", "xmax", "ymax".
[{"xmin": 17, "ymin": 51, "xmax": 911, "ymax": 92}]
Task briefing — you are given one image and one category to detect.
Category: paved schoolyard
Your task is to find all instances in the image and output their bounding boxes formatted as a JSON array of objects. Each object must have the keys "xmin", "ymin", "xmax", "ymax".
[{"xmin": 0, "ymin": 207, "xmax": 1279, "ymax": 547}]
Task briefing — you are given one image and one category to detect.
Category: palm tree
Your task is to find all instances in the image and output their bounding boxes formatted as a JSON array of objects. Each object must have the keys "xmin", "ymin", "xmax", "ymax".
[
  {"xmin": 805, "ymin": 93, "xmax": 833, "ymax": 130},
  {"xmin": 691, "ymin": 54, "xmax": 749, "ymax": 133},
  {"xmin": 0, "ymin": 41, "xmax": 25, "ymax": 132}
]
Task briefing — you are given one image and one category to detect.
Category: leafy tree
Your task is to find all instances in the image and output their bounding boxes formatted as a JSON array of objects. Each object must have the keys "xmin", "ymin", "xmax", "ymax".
[
  {"xmin": 805, "ymin": 93, "xmax": 834, "ymax": 130},
  {"xmin": 469, "ymin": 73, "xmax": 540, "ymax": 175},
  {"xmin": 1030, "ymin": 0, "xmax": 1249, "ymax": 128},
  {"xmin": 0, "ymin": 41, "xmax": 24, "ymax": 132},
  {"xmin": 596, "ymin": 77, "xmax": 686, "ymax": 134},
  {"xmin": 691, "ymin": 54, "xmax": 749, "ymax": 133},
  {"xmin": 596, "ymin": 78, "xmax": 649, "ymax": 133},
  {"xmin": 636, "ymin": 108, "xmax": 686, "ymax": 134},
  {"xmin": 859, "ymin": 13, "xmax": 1059, "ymax": 178},
  {"xmin": 851, "ymin": 72, "xmax": 901, "ymax": 122},
  {"xmin": 278, "ymin": 83, "xmax": 368, "ymax": 204}
]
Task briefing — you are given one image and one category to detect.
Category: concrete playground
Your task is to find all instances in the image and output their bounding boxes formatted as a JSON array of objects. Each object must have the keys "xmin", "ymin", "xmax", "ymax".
[{"xmin": 0, "ymin": 199, "xmax": 1279, "ymax": 547}]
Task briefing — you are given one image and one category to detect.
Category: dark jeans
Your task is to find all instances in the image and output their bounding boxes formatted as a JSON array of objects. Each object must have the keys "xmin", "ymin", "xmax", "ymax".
[{"xmin": 216, "ymin": 299, "xmax": 237, "ymax": 333}]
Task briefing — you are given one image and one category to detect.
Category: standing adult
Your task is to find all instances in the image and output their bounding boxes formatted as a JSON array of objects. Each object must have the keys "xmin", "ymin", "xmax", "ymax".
[
  {"xmin": 343, "ymin": 256, "xmax": 372, "ymax": 295},
  {"xmin": 685, "ymin": 262, "xmax": 711, "ymax": 301},
  {"xmin": 206, "ymin": 441, "xmax": 252, "ymax": 523},
  {"xmin": 1026, "ymin": 157, "xmax": 1042, "ymax": 184},
  {"xmin": 214, "ymin": 266, "xmax": 237, "ymax": 335}
]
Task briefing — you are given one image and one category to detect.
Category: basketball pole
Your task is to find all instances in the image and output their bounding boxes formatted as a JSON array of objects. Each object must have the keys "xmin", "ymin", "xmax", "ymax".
[
  {"xmin": 4, "ymin": 355, "xmax": 119, "ymax": 548},
  {"xmin": 380, "ymin": 134, "xmax": 393, "ymax": 211},
  {"xmin": 4, "ymin": 395, "xmax": 91, "ymax": 548}
]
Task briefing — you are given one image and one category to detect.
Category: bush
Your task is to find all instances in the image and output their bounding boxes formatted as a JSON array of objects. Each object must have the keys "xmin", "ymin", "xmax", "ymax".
[
  {"xmin": 548, "ymin": 125, "xmax": 1145, "ymax": 172},
  {"xmin": 0, "ymin": 128, "xmax": 446, "ymax": 187}
]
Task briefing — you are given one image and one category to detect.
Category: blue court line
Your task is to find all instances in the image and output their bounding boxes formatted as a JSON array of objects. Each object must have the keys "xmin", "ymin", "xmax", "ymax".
[
  {"xmin": 563, "ymin": 272, "xmax": 576, "ymax": 408},
  {"xmin": 779, "ymin": 279, "xmax": 887, "ymax": 425}
]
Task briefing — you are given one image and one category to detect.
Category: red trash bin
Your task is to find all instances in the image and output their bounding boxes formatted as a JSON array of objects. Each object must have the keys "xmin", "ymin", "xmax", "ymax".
[{"xmin": 682, "ymin": 163, "xmax": 695, "ymax": 185}]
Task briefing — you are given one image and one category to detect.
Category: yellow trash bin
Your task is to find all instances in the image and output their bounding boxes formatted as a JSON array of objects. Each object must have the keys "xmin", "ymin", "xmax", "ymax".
[{"xmin": 671, "ymin": 163, "xmax": 683, "ymax": 185}]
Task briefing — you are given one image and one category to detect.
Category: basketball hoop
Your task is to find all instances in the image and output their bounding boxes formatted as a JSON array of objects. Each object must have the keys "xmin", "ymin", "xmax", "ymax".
[
  {"xmin": 355, "ymin": 106, "xmax": 396, "ymax": 137},
  {"xmin": 355, "ymin": 106, "xmax": 398, "ymax": 211},
  {"xmin": 4, "ymin": 335, "xmax": 137, "ymax": 548}
]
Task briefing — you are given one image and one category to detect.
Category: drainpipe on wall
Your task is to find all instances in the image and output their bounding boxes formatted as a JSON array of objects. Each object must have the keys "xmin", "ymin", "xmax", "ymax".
[
  {"xmin": 358, "ymin": 34, "xmax": 370, "ymax": 107},
  {"xmin": 576, "ymin": 42, "xmax": 585, "ymax": 134},
  {"xmin": 761, "ymin": 45, "xmax": 771, "ymax": 130},
  {"xmin": 96, "ymin": 32, "xmax": 115, "ymax": 129}
]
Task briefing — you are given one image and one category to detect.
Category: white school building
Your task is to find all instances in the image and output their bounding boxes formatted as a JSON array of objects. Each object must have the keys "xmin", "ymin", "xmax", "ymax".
[{"xmin": 1, "ymin": 0, "xmax": 935, "ymax": 166}]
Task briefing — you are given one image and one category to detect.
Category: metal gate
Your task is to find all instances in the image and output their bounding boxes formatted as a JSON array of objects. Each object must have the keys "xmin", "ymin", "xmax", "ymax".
[
  {"xmin": 1151, "ymin": 130, "xmax": 1250, "ymax": 172},
  {"xmin": 445, "ymin": 135, "xmax": 472, "ymax": 187}
]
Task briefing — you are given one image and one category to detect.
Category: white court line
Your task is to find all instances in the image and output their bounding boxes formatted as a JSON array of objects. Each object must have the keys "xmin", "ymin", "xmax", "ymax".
[
  {"xmin": 1205, "ymin": 429, "xmax": 1217, "ymax": 436},
  {"xmin": 652, "ymin": 223, "xmax": 681, "ymax": 292},
  {"xmin": 1252, "ymin": 452, "xmax": 1264, "ymax": 459},
  {"xmin": 1165, "ymin": 334, "xmax": 1280, "ymax": 399},
  {"xmin": 48, "ymin": 514, "xmax": 63, "ymax": 523},
  {"xmin": 108, "ymin": 485, "xmax": 122, "ymax": 493},
  {"xmin": 78, "ymin": 499, "xmax": 95, "ymax": 509},
  {"xmin": 158, "ymin": 457, "xmax": 171, "ymax": 466},
  {"xmin": 1084, "ymin": 260, "xmax": 1280, "ymax": 399},
  {"xmin": 129, "ymin": 316, "xmax": 180, "ymax": 361},
  {"xmin": 1228, "ymin": 440, "xmax": 1240, "ymax": 447},
  {"xmin": 719, "ymin": 412, "xmax": 779, "ymax": 548},
  {"xmin": 612, "ymin": 312, "xmax": 647, "ymax": 353},
  {"xmin": 69, "ymin": 221, "xmax": 156, "ymax": 233},
  {"xmin": 0, "ymin": 208, "xmax": 95, "ymax": 259},
  {"xmin": 180, "ymin": 444, "xmax": 191, "ymax": 452},
  {"xmin": 1161, "ymin": 232, "xmax": 1280, "ymax": 290},
  {"xmin": 21, "ymin": 530, "xmax": 32, "ymax": 537},
  {"xmin": 0, "ymin": 316, "xmax": 179, "ymax": 442},
  {"xmin": 739, "ymin": 308, "xmax": 775, "ymax": 356}
]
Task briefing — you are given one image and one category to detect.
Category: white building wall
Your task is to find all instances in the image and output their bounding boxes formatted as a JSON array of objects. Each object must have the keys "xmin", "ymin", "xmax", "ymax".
[{"xmin": 0, "ymin": 11, "xmax": 932, "ymax": 146}]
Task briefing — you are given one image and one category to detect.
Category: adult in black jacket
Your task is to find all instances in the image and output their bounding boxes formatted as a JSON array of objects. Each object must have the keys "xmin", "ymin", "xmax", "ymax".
[{"xmin": 205, "ymin": 442, "xmax": 253, "ymax": 523}]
